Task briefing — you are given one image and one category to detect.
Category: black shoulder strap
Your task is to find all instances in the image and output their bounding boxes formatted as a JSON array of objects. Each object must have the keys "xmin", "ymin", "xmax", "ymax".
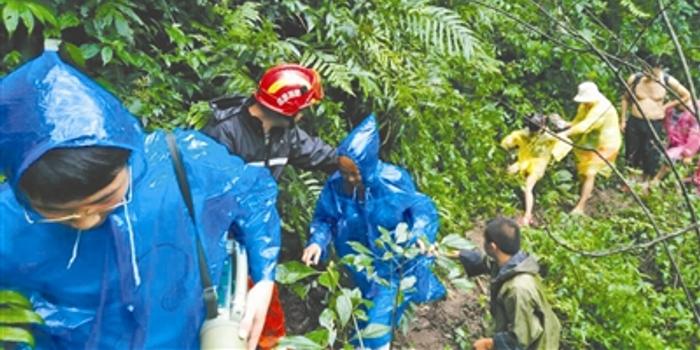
[
  {"xmin": 631, "ymin": 73, "xmax": 643, "ymax": 94},
  {"xmin": 166, "ymin": 132, "xmax": 218, "ymax": 320}
]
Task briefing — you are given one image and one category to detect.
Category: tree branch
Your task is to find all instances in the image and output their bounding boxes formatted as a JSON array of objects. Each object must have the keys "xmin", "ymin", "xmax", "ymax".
[
  {"xmin": 538, "ymin": 218, "xmax": 700, "ymax": 257},
  {"xmin": 658, "ymin": 0, "xmax": 699, "ymax": 124}
]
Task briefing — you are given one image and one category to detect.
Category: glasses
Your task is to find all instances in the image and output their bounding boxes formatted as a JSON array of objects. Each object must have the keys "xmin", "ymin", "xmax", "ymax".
[{"xmin": 24, "ymin": 167, "xmax": 133, "ymax": 224}]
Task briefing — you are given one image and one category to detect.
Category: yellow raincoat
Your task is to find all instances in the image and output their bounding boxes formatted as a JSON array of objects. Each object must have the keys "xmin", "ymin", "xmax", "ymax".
[
  {"xmin": 501, "ymin": 129, "xmax": 572, "ymax": 183},
  {"xmin": 568, "ymin": 97, "xmax": 622, "ymax": 177}
]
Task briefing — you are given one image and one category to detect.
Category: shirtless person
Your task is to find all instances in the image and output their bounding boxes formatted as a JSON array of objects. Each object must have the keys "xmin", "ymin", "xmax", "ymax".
[{"xmin": 620, "ymin": 59, "xmax": 691, "ymax": 182}]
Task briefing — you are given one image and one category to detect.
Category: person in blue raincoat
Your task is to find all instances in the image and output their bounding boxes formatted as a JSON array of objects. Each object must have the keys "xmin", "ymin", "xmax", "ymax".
[
  {"xmin": 0, "ymin": 45, "xmax": 280, "ymax": 350},
  {"xmin": 301, "ymin": 115, "xmax": 446, "ymax": 349}
]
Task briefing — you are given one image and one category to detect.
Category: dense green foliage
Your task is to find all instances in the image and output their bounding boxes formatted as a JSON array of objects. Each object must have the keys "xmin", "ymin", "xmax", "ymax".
[
  {"xmin": 2, "ymin": 0, "xmax": 699, "ymax": 348},
  {"xmin": 0, "ymin": 290, "xmax": 44, "ymax": 348}
]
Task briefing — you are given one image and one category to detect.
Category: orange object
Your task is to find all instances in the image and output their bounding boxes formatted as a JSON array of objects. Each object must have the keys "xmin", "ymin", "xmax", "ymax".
[{"xmin": 248, "ymin": 279, "xmax": 286, "ymax": 349}]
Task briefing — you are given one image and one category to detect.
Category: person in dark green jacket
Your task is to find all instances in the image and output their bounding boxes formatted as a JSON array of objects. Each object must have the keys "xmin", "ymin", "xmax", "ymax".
[{"xmin": 459, "ymin": 218, "xmax": 561, "ymax": 350}]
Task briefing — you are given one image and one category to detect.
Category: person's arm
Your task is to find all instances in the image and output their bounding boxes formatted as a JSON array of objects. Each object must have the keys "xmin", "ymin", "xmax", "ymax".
[
  {"xmin": 664, "ymin": 76, "xmax": 691, "ymax": 111},
  {"xmin": 230, "ymin": 168, "xmax": 281, "ymax": 283},
  {"xmin": 492, "ymin": 285, "xmax": 544, "ymax": 350},
  {"xmin": 620, "ymin": 95, "xmax": 629, "ymax": 132},
  {"xmin": 405, "ymin": 194, "xmax": 439, "ymax": 246},
  {"xmin": 288, "ymin": 126, "xmax": 338, "ymax": 174},
  {"xmin": 561, "ymin": 103, "xmax": 609, "ymax": 138},
  {"xmin": 681, "ymin": 123, "xmax": 700, "ymax": 159},
  {"xmin": 302, "ymin": 181, "xmax": 339, "ymax": 266},
  {"xmin": 458, "ymin": 249, "xmax": 489, "ymax": 277},
  {"xmin": 620, "ymin": 74, "xmax": 636, "ymax": 131},
  {"xmin": 227, "ymin": 166, "xmax": 281, "ymax": 349},
  {"xmin": 501, "ymin": 130, "xmax": 525, "ymax": 150}
]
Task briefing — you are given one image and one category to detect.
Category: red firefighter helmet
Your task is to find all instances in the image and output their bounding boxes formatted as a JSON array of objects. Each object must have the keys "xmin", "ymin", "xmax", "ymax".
[{"xmin": 254, "ymin": 64, "xmax": 324, "ymax": 117}]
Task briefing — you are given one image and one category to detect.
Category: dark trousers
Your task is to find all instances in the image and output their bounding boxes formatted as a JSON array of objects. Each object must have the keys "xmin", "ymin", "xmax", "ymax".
[{"xmin": 624, "ymin": 116, "xmax": 665, "ymax": 176}]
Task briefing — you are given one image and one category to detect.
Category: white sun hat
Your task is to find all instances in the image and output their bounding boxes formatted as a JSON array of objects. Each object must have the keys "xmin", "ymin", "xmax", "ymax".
[{"xmin": 573, "ymin": 81, "xmax": 603, "ymax": 103}]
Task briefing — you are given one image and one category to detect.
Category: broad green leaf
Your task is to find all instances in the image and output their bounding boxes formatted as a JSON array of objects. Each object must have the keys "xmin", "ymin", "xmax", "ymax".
[
  {"xmin": 116, "ymin": 5, "xmax": 143, "ymax": 25},
  {"xmin": 451, "ymin": 277, "xmax": 474, "ymax": 292},
  {"xmin": 318, "ymin": 268, "xmax": 339, "ymax": 290},
  {"xmin": 58, "ymin": 12, "xmax": 80, "ymax": 30},
  {"xmin": 436, "ymin": 255, "xmax": 464, "ymax": 279},
  {"xmin": 114, "ymin": 15, "xmax": 132, "ymax": 40},
  {"xmin": 335, "ymin": 293, "xmax": 351, "ymax": 327},
  {"xmin": 356, "ymin": 323, "xmax": 391, "ymax": 339},
  {"xmin": 290, "ymin": 283, "xmax": 310, "ymax": 300},
  {"xmin": 304, "ymin": 328, "xmax": 329, "ymax": 347},
  {"xmin": 101, "ymin": 46, "xmax": 113, "ymax": 65},
  {"xmin": 0, "ymin": 291, "xmax": 31, "ymax": 308},
  {"xmin": 0, "ymin": 326, "xmax": 34, "ymax": 347},
  {"xmin": 440, "ymin": 234, "xmax": 473, "ymax": 251},
  {"xmin": 347, "ymin": 241, "xmax": 372, "ymax": 256},
  {"xmin": 275, "ymin": 261, "xmax": 318, "ymax": 284},
  {"xmin": 318, "ymin": 308, "xmax": 335, "ymax": 330},
  {"xmin": 400, "ymin": 276, "xmax": 416, "ymax": 291},
  {"xmin": 2, "ymin": 50, "xmax": 22, "ymax": 70},
  {"xmin": 19, "ymin": 7, "xmax": 34, "ymax": 33},
  {"xmin": 165, "ymin": 24, "xmax": 188, "ymax": 48},
  {"xmin": 394, "ymin": 222, "xmax": 410, "ymax": 244},
  {"xmin": 318, "ymin": 308, "xmax": 338, "ymax": 344},
  {"xmin": 277, "ymin": 335, "xmax": 323, "ymax": 350},
  {"xmin": 26, "ymin": 2, "xmax": 57, "ymax": 26},
  {"xmin": 2, "ymin": 3, "xmax": 19, "ymax": 34},
  {"xmin": 64, "ymin": 42, "xmax": 86, "ymax": 68},
  {"xmin": 80, "ymin": 43, "xmax": 101, "ymax": 59},
  {"xmin": 0, "ymin": 308, "xmax": 43, "ymax": 324}
]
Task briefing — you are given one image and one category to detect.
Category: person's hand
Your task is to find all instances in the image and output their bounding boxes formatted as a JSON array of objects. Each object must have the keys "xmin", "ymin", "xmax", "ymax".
[
  {"xmin": 473, "ymin": 337, "xmax": 494, "ymax": 350},
  {"xmin": 548, "ymin": 113, "xmax": 570, "ymax": 131},
  {"xmin": 507, "ymin": 163, "xmax": 519, "ymax": 175},
  {"xmin": 301, "ymin": 244, "xmax": 322, "ymax": 266},
  {"xmin": 443, "ymin": 250, "xmax": 460, "ymax": 258},
  {"xmin": 662, "ymin": 101, "xmax": 678, "ymax": 112},
  {"xmin": 238, "ymin": 280, "xmax": 274, "ymax": 350},
  {"xmin": 620, "ymin": 121, "xmax": 626, "ymax": 132}
]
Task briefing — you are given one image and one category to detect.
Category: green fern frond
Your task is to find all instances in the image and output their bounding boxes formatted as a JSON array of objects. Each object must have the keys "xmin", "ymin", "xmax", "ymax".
[
  {"xmin": 620, "ymin": 0, "xmax": 650, "ymax": 19},
  {"xmin": 301, "ymin": 51, "xmax": 355, "ymax": 96},
  {"xmin": 401, "ymin": 5, "xmax": 478, "ymax": 59},
  {"xmin": 298, "ymin": 171, "xmax": 323, "ymax": 197}
]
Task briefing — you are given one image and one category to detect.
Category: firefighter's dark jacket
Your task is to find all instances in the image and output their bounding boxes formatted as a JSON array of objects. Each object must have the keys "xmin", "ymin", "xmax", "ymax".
[{"xmin": 203, "ymin": 96, "xmax": 338, "ymax": 179}]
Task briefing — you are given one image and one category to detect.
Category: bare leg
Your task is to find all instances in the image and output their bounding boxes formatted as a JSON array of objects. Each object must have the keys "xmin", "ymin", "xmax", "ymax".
[
  {"xmin": 651, "ymin": 164, "xmax": 670, "ymax": 187},
  {"xmin": 572, "ymin": 173, "xmax": 595, "ymax": 214},
  {"xmin": 520, "ymin": 175, "xmax": 537, "ymax": 226}
]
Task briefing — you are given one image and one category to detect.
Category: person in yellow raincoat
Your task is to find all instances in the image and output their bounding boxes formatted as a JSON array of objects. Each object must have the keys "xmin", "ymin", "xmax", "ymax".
[
  {"xmin": 558, "ymin": 81, "xmax": 622, "ymax": 214},
  {"xmin": 501, "ymin": 113, "xmax": 572, "ymax": 226}
]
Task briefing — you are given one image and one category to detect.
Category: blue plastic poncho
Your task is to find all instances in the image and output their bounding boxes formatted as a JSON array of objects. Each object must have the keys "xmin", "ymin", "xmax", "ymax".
[
  {"xmin": 307, "ymin": 115, "xmax": 445, "ymax": 348},
  {"xmin": 0, "ymin": 50, "xmax": 280, "ymax": 349}
]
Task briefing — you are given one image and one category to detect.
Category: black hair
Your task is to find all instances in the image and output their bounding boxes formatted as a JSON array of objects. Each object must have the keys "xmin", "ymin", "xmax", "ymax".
[
  {"xmin": 19, "ymin": 147, "xmax": 131, "ymax": 205},
  {"xmin": 484, "ymin": 217, "xmax": 521, "ymax": 255},
  {"xmin": 646, "ymin": 55, "xmax": 663, "ymax": 68},
  {"xmin": 526, "ymin": 113, "xmax": 547, "ymax": 132}
]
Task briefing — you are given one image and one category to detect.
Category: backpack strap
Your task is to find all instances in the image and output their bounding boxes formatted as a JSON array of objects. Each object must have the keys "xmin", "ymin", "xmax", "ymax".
[
  {"xmin": 166, "ymin": 132, "xmax": 219, "ymax": 320},
  {"xmin": 630, "ymin": 72, "xmax": 644, "ymax": 95},
  {"xmin": 632, "ymin": 72, "xmax": 672, "ymax": 93}
]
